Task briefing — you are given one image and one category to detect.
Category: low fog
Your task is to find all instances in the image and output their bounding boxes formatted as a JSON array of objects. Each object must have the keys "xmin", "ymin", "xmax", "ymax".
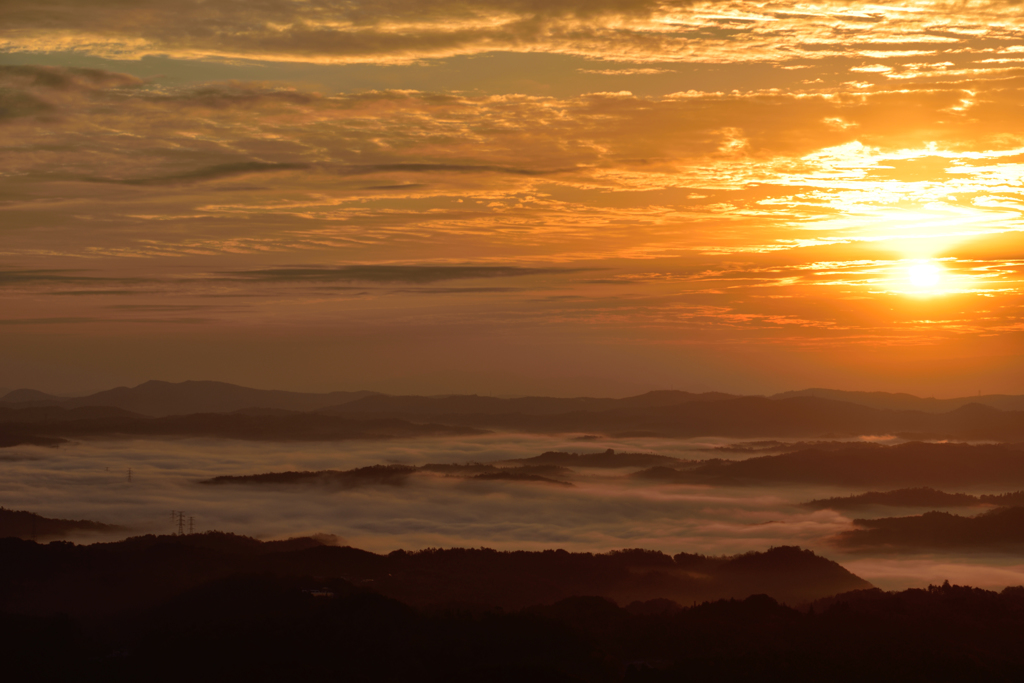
[{"xmin": 4, "ymin": 433, "xmax": 1024, "ymax": 591}]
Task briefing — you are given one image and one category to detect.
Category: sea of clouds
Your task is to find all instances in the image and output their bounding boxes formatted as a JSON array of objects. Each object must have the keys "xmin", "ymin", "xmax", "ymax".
[{"xmin": 3, "ymin": 433, "xmax": 1024, "ymax": 591}]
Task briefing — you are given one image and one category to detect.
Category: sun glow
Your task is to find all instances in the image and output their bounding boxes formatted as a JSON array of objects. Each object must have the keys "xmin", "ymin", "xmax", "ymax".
[{"xmin": 907, "ymin": 262, "xmax": 943, "ymax": 291}]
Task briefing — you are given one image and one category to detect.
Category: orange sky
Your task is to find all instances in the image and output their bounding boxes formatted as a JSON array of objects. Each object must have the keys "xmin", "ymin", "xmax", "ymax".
[{"xmin": 1, "ymin": 0, "xmax": 1022, "ymax": 396}]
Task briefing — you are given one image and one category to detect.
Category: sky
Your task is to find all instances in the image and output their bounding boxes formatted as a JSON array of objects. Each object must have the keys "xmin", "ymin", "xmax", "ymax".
[{"xmin": 2, "ymin": 0, "xmax": 1023, "ymax": 397}]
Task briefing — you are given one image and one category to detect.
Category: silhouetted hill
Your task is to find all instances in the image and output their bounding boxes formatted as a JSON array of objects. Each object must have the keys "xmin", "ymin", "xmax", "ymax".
[
  {"xmin": 0, "ymin": 380, "xmax": 381, "ymax": 416},
  {"xmin": 321, "ymin": 389, "xmax": 737, "ymax": 416},
  {"xmin": 3, "ymin": 536, "xmax": 1023, "ymax": 682},
  {"xmin": 0, "ymin": 507, "xmax": 124, "ymax": 540},
  {"xmin": 5, "ymin": 383, "xmax": 1024, "ymax": 441},
  {"xmin": 201, "ymin": 463, "xmax": 576, "ymax": 488},
  {"xmin": 0, "ymin": 405, "xmax": 139, "ymax": 447},
  {"xmin": 4, "ymin": 382, "xmax": 1024, "ymax": 441},
  {"xmin": 202, "ymin": 464, "xmax": 419, "ymax": 488},
  {"xmin": 710, "ymin": 440, "xmax": 886, "ymax": 454},
  {"xmin": 257, "ymin": 543, "xmax": 870, "ymax": 609},
  {"xmin": 802, "ymin": 487, "xmax": 984, "ymax": 510},
  {"xmin": 804, "ymin": 488, "xmax": 1024, "ymax": 510},
  {"xmin": 342, "ymin": 395, "xmax": 1024, "ymax": 440},
  {"xmin": 470, "ymin": 471, "xmax": 573, "ymax": 486},
  {"xmin": 834, "ymin": 506, "xmax": 1024, "ymax": 552},
  {"xmin": 980, "ymin": 491, "xmax": 1024, "ymax": 506},
  {"xmin": 506, "ymin": 449, "xmax": 683, "ymax": 468},
  {"xmin": 0, "ymin": 405, "xmax": 142, "ymax": 423},
  {"xmin": 0, "ymin": 383, "xmax": 737, "ymax": 417},
  {"xmin": 11, "ymin": 529, "xmax": 1024, "ymax": 682},
  {"xmin": 5, "ymin": 573, "xmax": 1024, "ymax": 683},
  {"xmin": 0, "ymin": 433, "xmax": 66, "ymax": 448},
  {"xmin": 773, "ymin": 387, "xmax": 1024, "ymax": 413},
  {"xmin": 0, "ymin": 532, "xmax": 868, "ymax": 618},
  {"xmin": 633, "ymin": 442, "xmax": 1024, "ymax": 488},
  {"xmin": 0, "ymin": 388, "xmax": 61, "ymax": 403},
  {"xmin": 0, "ymin": 406, "xmax": 484, "ymax": 443},
  {"xmin": 420, "ymin": 463, "xmax": 573, "ymax": 478}
]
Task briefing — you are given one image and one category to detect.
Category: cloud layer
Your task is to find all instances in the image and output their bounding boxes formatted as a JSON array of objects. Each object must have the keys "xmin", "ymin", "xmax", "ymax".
[
  {"xmin": 7, "ymin": 433, "xmax": 1024, "ymax": 591},
  {"xmin": 1, "ymin": 1, "xmax": 1023, "ymax": 395},
  {"xmin": 4, "ymin": 0, "xmax": 1024, "ymax": 67}
]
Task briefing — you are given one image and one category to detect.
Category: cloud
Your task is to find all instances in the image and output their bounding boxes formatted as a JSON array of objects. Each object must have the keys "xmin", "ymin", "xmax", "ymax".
[
  {"xmin": 0, "ymin": 65, "xmax": 143, "ymax": 123},
  {"xmin": 387, "ymin": 286, "xmax": 518, "ymax": 294},
  {"xmin": 74, "ymin": 162, "xmax": 312, "ymax": 186},
  {"xmin": 578, "ymin": 68, "xmax": 676, "ymax": 75},
  {"xmin": 77, "ymin": 163, "xmax": 559, "ymax": 186},
  {"xmin": 0, "ymin": 0, "xmax": 671, "ymax": 64},
  {"xmin": 136, "ymin": 161, "xmax": 555, "ymax": 185},
  {"xmin": 46, "ymin": 290, "xmax": 149, "ymax": 297},
  {"xmin": 335, "ymin": 163, "xmax": 558, "ymax": 177},
  {"xmin": 0, "ymin": 89, "xmax": 54, "ymax": 121},
  {"xmin": 0, "ymin": 29, "xmax": 1022, "ymax": 362},
  {"xmin": 3, "ymin": 0, "xmax": 1024, "ymax": 68},
  {"xmin": 217, "ymin": 264, "xmax": 580, "ymax": 284},
  {"xmin": 0, "ymin": 433, "xmax": 857, "ymax": 560},
  {"xmin": 9, "ymin": 431, "xmax": 1024, "ymax": 593},
  {"xmin": 0, "ymin": 317, "xmax": 212, "ymax": 325},
  {"xmin": 104, "ymin": 304, "xmax": 223, "ymax": 311},
  {"xmin": 0, "ymin": 269, "xmax": 148, "ymax": 287},
  {"xmin": 0, "ymin": 317, "xmax": 100, "ymax": 325},
  {"xmin": 0, "ymin": 65, "xmax": 141, "ymax": 90}
]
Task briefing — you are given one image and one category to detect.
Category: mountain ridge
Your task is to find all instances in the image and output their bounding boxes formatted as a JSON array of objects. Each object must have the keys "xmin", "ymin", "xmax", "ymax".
[
  {"xmin": 0, "ymin": 380, "xmax": 381, "ymax": 416},
  {"xmin": 771, "ymin": 387, "xmax": 1024, "ymax": 413},
  {"xmin": 4, "ymin": 380, "xmax": 1021, "ymax": 419},
  {"xmin": 3, "ymin": 395, "xmax": 1024, "ymax": 443}
]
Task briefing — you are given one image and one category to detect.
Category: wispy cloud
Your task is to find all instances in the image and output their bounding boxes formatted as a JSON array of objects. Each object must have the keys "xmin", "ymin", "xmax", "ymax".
[
  {"xmin": 218, "ymin": 264, "xmax": 582, "ymax": 284},
  {"xmin": 0, "ymin": 269, "xmax": 149, "ymax": 287},
  {"xmin": 1, "ymin": 3, "xmax": 1023, "ymax": 392},
  {"xmin": 0, "ymin": 316, "xmax": 212, "ymax": 325},
  {"xmin": 4, "ymin": 0, "xmax": 1024, "ymax": 67}
]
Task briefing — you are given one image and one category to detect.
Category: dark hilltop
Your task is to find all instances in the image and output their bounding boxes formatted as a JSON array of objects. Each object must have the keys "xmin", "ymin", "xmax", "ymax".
[{"xmin": 2, "ymin": 529, "xmax": 1024, "ymax": 682}]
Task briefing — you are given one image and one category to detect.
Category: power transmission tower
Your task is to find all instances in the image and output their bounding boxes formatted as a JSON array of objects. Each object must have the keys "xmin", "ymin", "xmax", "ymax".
[
  {"xmin": 177, "ymin": 511, "xmax": 186, "ymax": 536},
  {"xmin": 188, "ymin": 516, "xmax": 195, "ymax": 535}
]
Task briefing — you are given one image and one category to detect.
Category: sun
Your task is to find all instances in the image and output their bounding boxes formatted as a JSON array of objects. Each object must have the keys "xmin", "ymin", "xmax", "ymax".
[{"xmin": 907, "ymin": 262, "xmax": 943, "ymax": 291}]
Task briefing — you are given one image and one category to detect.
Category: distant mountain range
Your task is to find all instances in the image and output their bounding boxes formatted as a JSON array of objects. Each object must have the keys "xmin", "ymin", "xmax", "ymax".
[
  {"xmin": 0, "ymin": 406, "xmax": 483, "ymax": 442},
  {"xmin": 772, "ymin": 388, "xmax": 1024, "ymax": 413},
  {"xmin": 0, "ymin": 380, "xmax": 739, "ymax": 417},
  {"xmin": 1, "ymin": 380, "xmax": 1023, "ymax": 442},
  {"xmin": 0, "ymin": 380, "xmax": 380, "ymax": 416},
  {"xmin": 3, "ymin": 380, "xmax": 1021, "ymax": 416}
]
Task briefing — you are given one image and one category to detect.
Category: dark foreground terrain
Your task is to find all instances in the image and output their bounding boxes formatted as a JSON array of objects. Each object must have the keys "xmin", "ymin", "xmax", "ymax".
[
  {"xmin": 0, "ymin": 507, "xmax": 126, "ymax": 540},
  {"xmin": 4, "ymin": 532, "xmax": 1024, "ymax": 682}
]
